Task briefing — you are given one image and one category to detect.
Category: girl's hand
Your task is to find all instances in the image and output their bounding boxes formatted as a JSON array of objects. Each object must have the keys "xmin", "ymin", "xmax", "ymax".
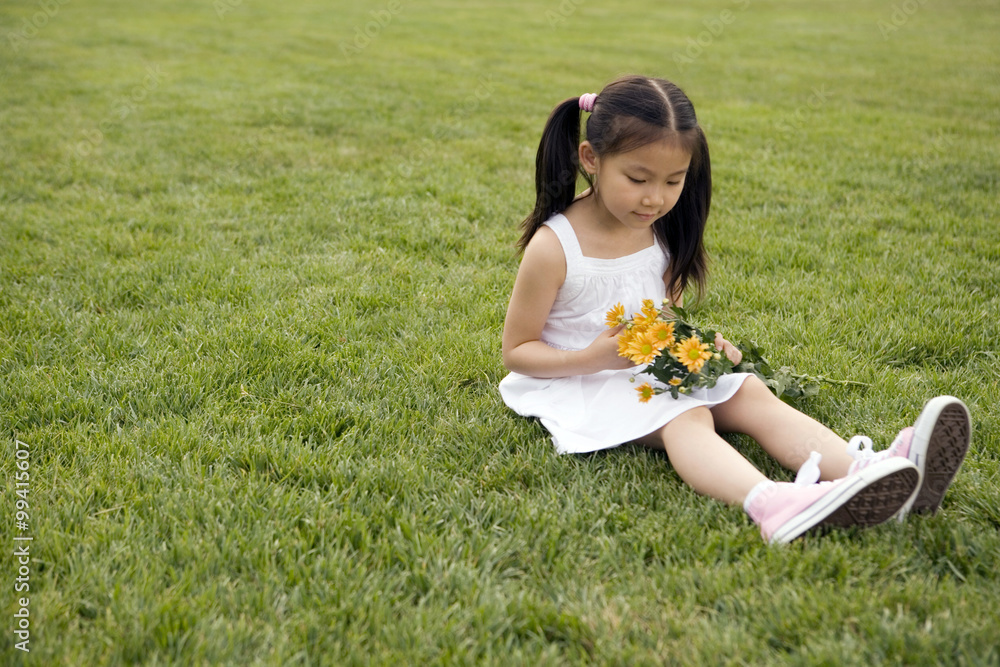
[
  {"xmin": 585, "ymin": 325, "xmax": 635, "ymax": 372},
  {"xmin": 714, "ymin": 332, "xmax": 743, "ymax": 365}
]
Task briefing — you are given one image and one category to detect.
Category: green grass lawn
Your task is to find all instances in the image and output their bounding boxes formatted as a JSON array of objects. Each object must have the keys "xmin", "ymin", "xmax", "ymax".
[{"xmin": 2, "ymin": 0, "xmax": 999, "ymax": 663}]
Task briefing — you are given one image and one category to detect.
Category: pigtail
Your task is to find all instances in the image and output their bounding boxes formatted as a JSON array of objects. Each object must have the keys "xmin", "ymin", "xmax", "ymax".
[
  {"xmin": 516, "ymin": 98, "xmax": 584, "ymax": 253},
  {"xmin": 656, "ymin": 128, "xmax": 711, "ymax": 301}
]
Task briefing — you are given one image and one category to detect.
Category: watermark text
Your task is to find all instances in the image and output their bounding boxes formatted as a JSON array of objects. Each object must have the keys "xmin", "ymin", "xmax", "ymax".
[{"xmin": 12, "ymin": 440, "xmax": 33, "ymax": 653}]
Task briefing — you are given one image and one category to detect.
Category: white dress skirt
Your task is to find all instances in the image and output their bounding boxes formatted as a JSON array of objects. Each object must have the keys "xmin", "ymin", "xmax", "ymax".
[{"xmin": 499, "ymin": 214, "xmax": 751, "ymax": 455}]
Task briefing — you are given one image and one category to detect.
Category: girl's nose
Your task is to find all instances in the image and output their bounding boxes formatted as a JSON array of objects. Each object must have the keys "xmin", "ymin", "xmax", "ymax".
[{"xmin": 643, "ymin": 189, "xmax": 665, "ymax": 207}]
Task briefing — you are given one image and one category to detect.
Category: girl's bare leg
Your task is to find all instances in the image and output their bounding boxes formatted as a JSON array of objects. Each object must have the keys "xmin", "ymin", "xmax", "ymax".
[
  {"xmin": 710, "ymin": 375, "xmax": 855, "ymax": 480},
  {"xmin": 636, "ymin": 407, "xmax": 767, "ymax": 505}
]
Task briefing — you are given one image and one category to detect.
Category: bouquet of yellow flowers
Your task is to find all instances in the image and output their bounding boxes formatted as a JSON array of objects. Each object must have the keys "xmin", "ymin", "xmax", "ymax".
[{"xmin": 607, "ymin": 299, "xmax": 826, "ymax": 403}]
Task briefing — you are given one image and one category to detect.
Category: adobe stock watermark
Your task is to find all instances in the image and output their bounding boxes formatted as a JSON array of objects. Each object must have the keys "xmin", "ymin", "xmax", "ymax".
[
  {"xmin": 772, "ymin": 85, "xmax": 834, "ymax": 138},
  {"xmin": 340, "ymin": 0, "xmax": 403, "ymax": 59},
  {"xmin": 396, "ymin": 74, "xmax": 496, "ymax": 180},
  {"xmin": 12, "ymin": 439, "xmax": 33, "ymax": 653},
  {"xmin": 455, "ymin": 74, "xmax": 497, "ymax": 119},
  {"xmin": 6, "ymin": 0, "xmax": 71, "ymax": 54},
  {"xmin": 673, "ymin": 0, "xmax": 751, "ymax": 72},
  {"xmin": 191, "ymin": 104, "xmax": 295, "ymax": 209},
  {"xmin": 545, "ymin": 0, "xmax": 586, "ymax": 28},
  {"xmin": 64, "ymin": 64, "xmax": 167, "ymax": 162},
  {"xmin": 743, "ymin": 85, "xmax": 835, "ymax": 171},
  {"xmin": 906, "ymin": 132, "xmax": 951, "ymax": 174},
  {"xmin": 877, "ymin": 0, "xmax": 930, "ymax": 40},
  {"xmin": 214, "ymin": 0, "xmax": 244, "ymax": 20}
]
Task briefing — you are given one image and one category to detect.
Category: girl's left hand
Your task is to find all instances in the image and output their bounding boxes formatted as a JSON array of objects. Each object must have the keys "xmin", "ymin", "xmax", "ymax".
[{"xmin": 714, "ymin": 333, "xmax": 743, "ymax": 365}]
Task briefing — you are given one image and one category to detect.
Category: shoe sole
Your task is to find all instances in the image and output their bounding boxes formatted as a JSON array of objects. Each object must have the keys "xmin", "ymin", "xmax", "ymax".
[
  {"xmin": 902, "ymin": 396, "xmax": 972, "ymax": 517},
  {"xmin": 771, "ymin": 458, "xmax": 920, "ymax": 544}
]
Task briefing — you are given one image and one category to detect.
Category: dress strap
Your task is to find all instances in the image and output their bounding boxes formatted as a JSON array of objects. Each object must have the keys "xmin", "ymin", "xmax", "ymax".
[{"xmin": 542, "ymin": 214, "xmax": 583, "ymax": 265}]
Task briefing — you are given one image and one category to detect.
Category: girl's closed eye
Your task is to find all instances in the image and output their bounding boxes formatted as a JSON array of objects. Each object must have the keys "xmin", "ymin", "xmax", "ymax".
[{"xmin": 629, "ymin": 174, "xmax": 682, "ymax": 186}]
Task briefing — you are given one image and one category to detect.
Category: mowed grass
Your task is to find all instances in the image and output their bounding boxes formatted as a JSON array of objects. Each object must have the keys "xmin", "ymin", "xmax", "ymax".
[{"xmin": 1, "ymin": 0, "xmax": 999, "ymax": 663}]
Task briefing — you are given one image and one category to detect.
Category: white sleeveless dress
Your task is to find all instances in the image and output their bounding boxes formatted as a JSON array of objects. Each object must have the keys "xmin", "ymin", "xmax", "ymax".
[{"xmin": 499, "ymin": 214, "xmax": 751, "ymax": 454}]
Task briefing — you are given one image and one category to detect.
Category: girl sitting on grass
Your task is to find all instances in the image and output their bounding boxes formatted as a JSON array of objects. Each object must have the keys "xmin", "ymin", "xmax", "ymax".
[{"xmin": 499, "ymin": 75, "xmax": 972, "ymax": 544}]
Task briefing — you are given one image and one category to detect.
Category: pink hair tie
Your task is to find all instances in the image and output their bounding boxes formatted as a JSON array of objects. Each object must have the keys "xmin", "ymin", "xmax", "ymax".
[{"xmin": 579, "ymin": 93, "xmax": 597, "ymax": 113}]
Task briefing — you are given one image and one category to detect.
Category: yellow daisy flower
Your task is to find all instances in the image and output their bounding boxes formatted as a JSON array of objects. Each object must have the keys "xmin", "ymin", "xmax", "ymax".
[
  {"xmin": 617, "ymin": 326, "xmax": 636, "ymax": 358},
  {"xmin": 648, "ymin": 321, "xmax": 676, "ymax": 351},
  {"xmin": 636, "ymin": 382, "xmax": 655, "ymax": 403},
  {"xmin": 668, "ymin": 377, "xmax": 683, "ymax": 386},
  {"xmin": 605, "ymin": 303, "xmax": 626, "ymax": 328},
  {"xmin": 617, "ymin": 338, "xmax": 630, "ymax": 359},
  {"xmin": 641, "ymin": 298, "xmax": 659, "ymax": 320},
  {"xmin": 624, "ymin": 329, "xmax": 660, "ymax": 365},
  {"xmin": 673, "ymin": 335, "xmax": 712, "ymax": 374}
]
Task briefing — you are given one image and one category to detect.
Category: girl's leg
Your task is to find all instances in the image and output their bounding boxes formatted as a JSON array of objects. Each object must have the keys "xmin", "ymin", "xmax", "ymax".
[
  {"xmin": 710, "ymin": 376, "xmax": 855, "ymax": 480},
  {"xmin": 636, "ymin": 406, "xmax": 767, "ymax": 505},
  {"xmin": 638, "ymin": 397, "xmax": 922, "ymax": 544}
]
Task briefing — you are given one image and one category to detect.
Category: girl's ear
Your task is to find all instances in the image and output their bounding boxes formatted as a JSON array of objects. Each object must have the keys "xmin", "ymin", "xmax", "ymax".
[{"xmin": 578, "ymin": 141, "xmax": 598, "ymax": 176}]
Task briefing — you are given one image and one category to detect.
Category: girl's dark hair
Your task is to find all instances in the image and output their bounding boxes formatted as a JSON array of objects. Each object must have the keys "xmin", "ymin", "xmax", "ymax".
[{"xmin": 518, "ymin": 75, "xmax": 711, "ymax": 299}]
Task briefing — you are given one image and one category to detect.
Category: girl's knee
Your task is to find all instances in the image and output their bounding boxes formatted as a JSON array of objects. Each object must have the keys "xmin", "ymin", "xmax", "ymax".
[
  {"xmin": 736, "ymin": 374, "xmax": 776, "ymax": 401},
  {"xmin": 639, "ymin": 407, "xmax": 716, "ymax": 450},
  {"xmin": 675, "ymin": 405, "xmax": 714, "ymax": 426},
  {"xmin": 662, "ymin": 406, "xmax": 715, "ymax": 442}
]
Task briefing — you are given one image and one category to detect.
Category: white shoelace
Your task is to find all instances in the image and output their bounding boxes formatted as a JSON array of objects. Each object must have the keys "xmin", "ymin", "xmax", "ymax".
[
  {"xmin": 794, "ymin": 450, "xmax": 823, "ymax": 485},
  {"xmin": 846, "ymin": 435, "xmax": 875, "ymax": 461}
]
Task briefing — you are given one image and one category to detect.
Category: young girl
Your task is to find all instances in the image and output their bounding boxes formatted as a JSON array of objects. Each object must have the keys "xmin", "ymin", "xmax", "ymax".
[{"xmin": 499, "ymin": 75, "xmax": 972, "ymax": 544}]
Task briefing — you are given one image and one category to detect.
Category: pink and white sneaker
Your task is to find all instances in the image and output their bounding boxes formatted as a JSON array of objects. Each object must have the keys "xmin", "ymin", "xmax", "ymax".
[
  {"xmin": 746, "ymin": 453, "xmax": 920, "ymax": 544},
  {"xmin": 847, "ymin": 396, "xmax": 971, "ymax": 519}
]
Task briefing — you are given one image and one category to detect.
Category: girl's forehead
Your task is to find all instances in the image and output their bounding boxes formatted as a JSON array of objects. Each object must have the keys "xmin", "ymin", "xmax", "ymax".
[{"xmin": 611, "ymin": 139, "xmax": 691, "ymax": 171}]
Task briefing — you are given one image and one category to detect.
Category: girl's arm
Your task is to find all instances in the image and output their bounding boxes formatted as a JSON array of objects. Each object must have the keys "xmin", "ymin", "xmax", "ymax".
[{"xmin": 502, "ymin": 227, "xmax": 631, "ymax": 378}]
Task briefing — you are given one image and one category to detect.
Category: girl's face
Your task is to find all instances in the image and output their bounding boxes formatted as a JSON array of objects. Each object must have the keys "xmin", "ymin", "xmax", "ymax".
[{"xmin": 581, "ymin": 138, "xmax": 691, "ymax": 232}]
